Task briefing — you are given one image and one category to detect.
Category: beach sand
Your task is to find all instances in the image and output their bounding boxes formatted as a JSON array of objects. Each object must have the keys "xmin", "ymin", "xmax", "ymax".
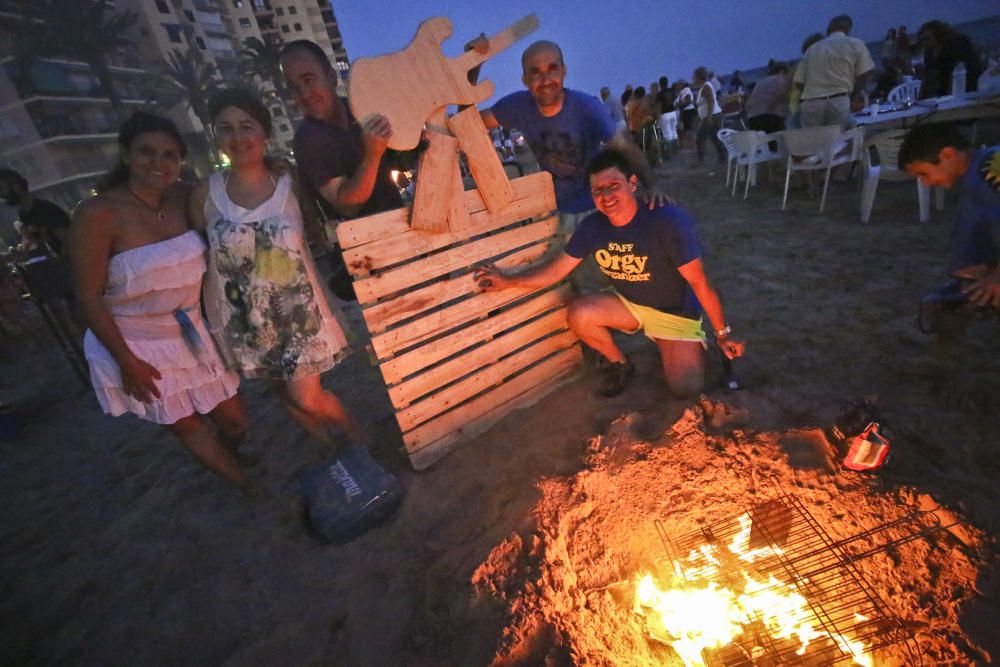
[{"xmin": 1, "ymin": 147, "xmax": 997, "ymax": 666}]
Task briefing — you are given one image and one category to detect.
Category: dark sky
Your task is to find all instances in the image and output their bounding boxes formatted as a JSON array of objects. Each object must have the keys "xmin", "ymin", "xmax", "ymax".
[{"xmin": 337, "ymin": 1, "xmax": 996, "ymax": 104}]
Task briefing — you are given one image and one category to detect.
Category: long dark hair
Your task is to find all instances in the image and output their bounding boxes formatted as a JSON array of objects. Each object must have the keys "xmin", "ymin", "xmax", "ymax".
[{"xmin": 96, "ymin": 112, "xmax": 187, "ymax": 193}]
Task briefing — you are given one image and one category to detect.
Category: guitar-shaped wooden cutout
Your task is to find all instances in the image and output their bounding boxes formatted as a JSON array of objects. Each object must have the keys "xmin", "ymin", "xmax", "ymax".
[{"xmin": 348, "ymin": 14, "xmax": 539, "ymax": 151}]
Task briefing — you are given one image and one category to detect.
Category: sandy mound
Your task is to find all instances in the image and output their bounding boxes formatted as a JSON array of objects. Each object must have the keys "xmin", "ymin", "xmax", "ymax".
[{"xmin": 473, "ymin": 401, "xmax": 991, "ymax": 666}]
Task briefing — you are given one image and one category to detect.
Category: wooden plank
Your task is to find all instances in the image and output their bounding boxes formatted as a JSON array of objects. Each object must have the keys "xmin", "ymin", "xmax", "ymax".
[
  {"xmin": 394, "ymin": 329, "xmax": 577, "ymax": 428},
  {"xmin": 388, "ymin": 310, "xmax": 572, "ymax": 408},
  {"xmin": 348, "ymin": 14, "xmax": 539, "ymax": 151},
  {"xmin": 410, "ymin": 130, "xmax": 457, "ymax": 232},
  {"xmin": 447, "ymin": 151, "xmax": 472, "ymax": 230},
  {"xmin": 403, "ymin": 345, "xmax": 582, "ymax": 453},
  {"xmin": 447, "ymin": 106, "xmax": 514, "ymax": 213},
  {"xmin": 354, "ymin": 215, "xmax": 558, "ymax": 304},
  {"xmin": 376, "ymin": 285, "xmax": 569, "ymax": 381},
  {"xmin": 360, "ymin": 240, "xmax": 551, "ymax": 334},
  {"xmin": 336, "ymin": 207, "xmax": 409, "ymax": 253},
  {"xmin": 337, "ymin": 171, "xmax": 553, "ymax": 251}
]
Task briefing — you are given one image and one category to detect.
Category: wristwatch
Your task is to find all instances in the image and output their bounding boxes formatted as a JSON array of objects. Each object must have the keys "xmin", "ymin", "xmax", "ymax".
[{"xmin": 714, "ymin": 325, "xmax": 732, "ymax": 338}]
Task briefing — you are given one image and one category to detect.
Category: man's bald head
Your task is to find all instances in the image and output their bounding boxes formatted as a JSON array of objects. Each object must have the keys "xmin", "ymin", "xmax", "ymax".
[{"xmin": 521, "ymin": 40, "xmax": 564, "ymax": 73}]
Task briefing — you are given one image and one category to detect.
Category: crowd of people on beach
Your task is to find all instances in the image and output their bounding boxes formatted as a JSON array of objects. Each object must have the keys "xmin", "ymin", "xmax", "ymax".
[
  {"xmin": 601, "ymin": 16, "xmax": 998, "ymax": 171},
  {"xmin": 1, "ymin": 13, "xmax": 997, "ymax": 493}
]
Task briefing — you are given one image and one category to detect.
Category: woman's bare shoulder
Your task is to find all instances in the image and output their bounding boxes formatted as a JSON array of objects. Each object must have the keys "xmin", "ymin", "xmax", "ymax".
[{"xmin": 73, "ymin": 192, "xmax": 124, "ymax": 227}]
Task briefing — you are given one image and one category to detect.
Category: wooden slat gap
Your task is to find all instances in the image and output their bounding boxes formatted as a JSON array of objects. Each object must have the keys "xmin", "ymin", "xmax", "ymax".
[
  {"xmin": 372, "ymin": 283, "xmax": 567, "ymax": 365},
  {"xmin": 353, "ymin": 216, "xmax": 559, "ymax": 305},
  {"xmin": 361, "ymin": 237, "xmax": 552, "ymax": 327},
  {"xmin": 375, "ymin": 284, "xmax": 570, "ymax": 380},
  {"xmin": 347, "ymin": 213, "xmax": 550, "ymax": 277},
  {"xmin": 406, "ymin": 363, "xmax": 579, "ymax": 471},
  {"xmin": 395, "ymin": 333, "xmax": 578, "ymax": 432},
  {"xmin": 359, "ymin": 241, "xmax": 553, "ymax": 335},
  {"xmin": 389, "ymin": 320, "xmax": 574, "ymax": 411},
  {"xmin": 402, "ymin": 346, "xmax": 582, "ymax": 454},
  {"xmin": 386, "ymin": 304, "xmax": 571, "ymax": 397}
]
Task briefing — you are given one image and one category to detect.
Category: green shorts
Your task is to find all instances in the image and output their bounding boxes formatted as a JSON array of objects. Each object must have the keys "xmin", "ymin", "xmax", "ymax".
[{"xmin": 611, "ymin": 290, "xmax": 707, "ymax": 347}]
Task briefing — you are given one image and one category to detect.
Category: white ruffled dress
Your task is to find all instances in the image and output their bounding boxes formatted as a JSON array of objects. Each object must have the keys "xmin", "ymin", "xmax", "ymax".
[{"xmin": 83, "ymin": 230, "xmax": 240, "ymax": 425}]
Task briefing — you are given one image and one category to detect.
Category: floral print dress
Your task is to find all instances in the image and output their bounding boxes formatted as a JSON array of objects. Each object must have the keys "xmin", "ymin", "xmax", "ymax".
[{"xmin": 202, "ymin": 171, "xmax": 349, "ymax": 380}]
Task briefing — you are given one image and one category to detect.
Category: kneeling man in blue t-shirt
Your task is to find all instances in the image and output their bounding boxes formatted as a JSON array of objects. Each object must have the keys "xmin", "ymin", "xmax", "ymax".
[{"xmin": 475, "ymin": 150, "xmax": 744, "ymax": 398}]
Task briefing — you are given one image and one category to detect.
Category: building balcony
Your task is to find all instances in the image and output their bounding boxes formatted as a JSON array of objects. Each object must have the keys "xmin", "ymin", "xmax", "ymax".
[
  {"xmin": 251, "ymin": 0, "xmax": 274, "ymax": 17},
  {"xmin": 36, "ymin": 129, "xmax": 119, "ymax": 145},
  {"xmin": 33, "ymin": 169, "xmax": 107, "ymax": 196},
  {"xmin": 4, "ymin": 59, "xmax": 147, "ymax": 101},
  {"xmin": 53, "ymin": 155, "xmax": 114, "ymax": 179}
]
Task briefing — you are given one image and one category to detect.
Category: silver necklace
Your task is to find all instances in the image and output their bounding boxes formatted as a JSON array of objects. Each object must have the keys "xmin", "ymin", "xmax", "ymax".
[{"xmin": 126, "ymin": 186, "xmax": 165, "ymax": 223}]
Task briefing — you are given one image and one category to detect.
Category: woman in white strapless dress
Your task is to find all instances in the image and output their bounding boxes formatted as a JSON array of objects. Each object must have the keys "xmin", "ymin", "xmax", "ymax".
[
  {"xmin": 71, "ymin": 112, "xmax": 250, "ymax": 488},
  {"xmin": 188, "ymin": 89, "xmax": 360, "ymax": 446}
]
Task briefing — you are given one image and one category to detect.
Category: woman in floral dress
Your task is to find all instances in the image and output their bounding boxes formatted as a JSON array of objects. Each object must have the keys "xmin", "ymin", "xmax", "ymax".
[{"xmin": 187, "ymin": 89, "xmax": 360, "ymax": 445}]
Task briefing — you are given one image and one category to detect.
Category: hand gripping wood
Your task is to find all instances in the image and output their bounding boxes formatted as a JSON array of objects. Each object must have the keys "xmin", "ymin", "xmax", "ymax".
[{"xmin": 348, "ymin": 14, "xmax": 539, "ymax": 151}]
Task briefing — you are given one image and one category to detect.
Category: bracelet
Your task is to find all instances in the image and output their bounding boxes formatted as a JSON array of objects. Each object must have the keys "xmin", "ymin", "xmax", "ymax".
[{"xmin": 714, "ymin": 325, "xmax": 732, "ymax": 338}]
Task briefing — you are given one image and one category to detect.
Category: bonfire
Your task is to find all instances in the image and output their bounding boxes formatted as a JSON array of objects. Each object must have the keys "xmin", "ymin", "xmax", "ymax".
[{"xmin": 473, "ymin": 402, "xmax": 989, "ymax": 666}]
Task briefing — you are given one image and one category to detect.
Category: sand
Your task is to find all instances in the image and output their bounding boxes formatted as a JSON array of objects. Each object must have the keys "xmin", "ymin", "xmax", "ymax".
[{"xmin": 1, "ymin": 146, "xmax": 998, "ymax": 666}]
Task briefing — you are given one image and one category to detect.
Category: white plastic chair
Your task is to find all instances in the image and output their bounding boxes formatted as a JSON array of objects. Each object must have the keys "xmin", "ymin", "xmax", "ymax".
[
  {"xmin": 717, "ymin": 128, "xmax": 739, "ymax": 187},
  {"xmin": 860, "ymin": 129, "xmax": 943, "ymax": 224},
  {"xmin": 730, "ymin": 130, "xmax": 786, "ymax": 199},
  {"xmin": 782, "ymin": 125, "xmax": 865, "ymax": 213},
  {"xmin": 886, "ymin": 80, "xmax": 921, "ymax": 104}
]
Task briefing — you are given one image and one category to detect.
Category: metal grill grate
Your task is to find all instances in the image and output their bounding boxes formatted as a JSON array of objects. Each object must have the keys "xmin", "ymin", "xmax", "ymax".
[{"xmin": 652, "ymin": 495, "xmax": 940, "ymax": 666}]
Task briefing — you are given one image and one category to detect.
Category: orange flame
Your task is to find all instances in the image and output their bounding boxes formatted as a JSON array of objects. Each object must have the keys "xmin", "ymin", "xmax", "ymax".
[{"xmin": 634, "ymin": 513, "xmax": 872, "ymax": 667}]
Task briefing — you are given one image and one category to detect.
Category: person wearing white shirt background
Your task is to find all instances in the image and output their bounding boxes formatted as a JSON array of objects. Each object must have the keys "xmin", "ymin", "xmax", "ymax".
[
  {"xmin": 693, "ymin": 67, "xmax": 726, "ymax": 166},
  {"xmin": 793, "ymin": 14, "xmax": 875, "ymax": 128}
]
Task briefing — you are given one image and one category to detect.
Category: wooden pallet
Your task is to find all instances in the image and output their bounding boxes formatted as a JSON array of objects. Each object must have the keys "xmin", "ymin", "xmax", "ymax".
[{"xmin": 338, "ymin": 171, "xmax": 581, "ymax": 469}]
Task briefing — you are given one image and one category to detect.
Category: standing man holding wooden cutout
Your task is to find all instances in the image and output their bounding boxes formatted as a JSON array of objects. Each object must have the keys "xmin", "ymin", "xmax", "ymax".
[
  {"xmin": 479, "ymin": 40, "xmax": 670, "ymax": 229},
  {"xmin": 280, "ymin": 40, "xmax": 402, "ymax": 300}
]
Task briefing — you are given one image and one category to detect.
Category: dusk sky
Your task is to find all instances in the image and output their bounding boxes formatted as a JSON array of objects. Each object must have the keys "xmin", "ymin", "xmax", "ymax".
[{"xmin": 337, "ymin": 1, "xmax": 997, "ymax": 104}]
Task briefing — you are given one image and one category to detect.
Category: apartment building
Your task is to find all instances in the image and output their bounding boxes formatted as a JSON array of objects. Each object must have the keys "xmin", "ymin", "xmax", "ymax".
[
  {"xmin": 0, "ymin": 0, "xmax": 351, "ymax": 220},
  {"xmin": 0, "ymin": 5, "xmax": 151, "ymax": 212}
]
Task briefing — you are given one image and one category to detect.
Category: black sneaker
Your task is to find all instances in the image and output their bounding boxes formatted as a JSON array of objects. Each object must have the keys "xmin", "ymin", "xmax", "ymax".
[{"xmin": 598, "ymin": 357, "xmax": 634, "ymax": 397}]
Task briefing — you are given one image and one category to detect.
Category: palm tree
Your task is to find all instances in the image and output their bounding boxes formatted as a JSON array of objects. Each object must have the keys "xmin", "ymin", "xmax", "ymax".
[
  {"xmin": 148, "ymin": 48, "xmax": 220, "ymax": 135},
  {"xmin": 4, "ymin": 0, "xmax": 138, "ymax": 120},
  {"xmin": 239, "ymin": 36, "xmax": 289, "ymax": 102},
  {"xmin": 143, "ymin": 48, "xmax": 222, "ymax": 164}
]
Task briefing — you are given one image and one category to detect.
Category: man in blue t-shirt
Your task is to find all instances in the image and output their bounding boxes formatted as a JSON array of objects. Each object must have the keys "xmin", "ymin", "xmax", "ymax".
[
  {"xmin": 479, "ymin": 40, "xmax": 668, "ymax": 216},
  {"xmin": 900, "ymin": 123, "xmax": 1000, "ymax": 307},
  {"xmin": 475, "ymin": 150, "xmax": 744, "ymax": 398}
]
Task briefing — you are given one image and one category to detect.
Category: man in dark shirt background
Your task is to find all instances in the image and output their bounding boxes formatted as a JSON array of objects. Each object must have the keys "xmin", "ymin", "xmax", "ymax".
[
  {"xmin": 918, "ymin": 20, "xmax": 983, "ymax": 97},
  {"xmin": 279, "ymin": 41, "xmax": 401, "ymax": 219},
  {"xmin": 0, "ymin": 169, "xmax": 71, "ymax": 257},
  {"xmin": 278, "ymin": 40, "xmax": 402, "ymax": 300}
]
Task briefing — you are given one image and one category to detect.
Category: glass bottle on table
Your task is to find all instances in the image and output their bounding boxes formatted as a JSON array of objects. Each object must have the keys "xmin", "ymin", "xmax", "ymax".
[{"xmin": 951, "ymin": 63, "xmax": 966, "ymax": 98}]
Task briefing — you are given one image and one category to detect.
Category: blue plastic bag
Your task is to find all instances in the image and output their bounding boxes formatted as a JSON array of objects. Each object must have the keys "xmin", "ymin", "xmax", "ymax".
[{"xmin": 298, "ymin": 445, "xmax": 404, "ymax": 544}]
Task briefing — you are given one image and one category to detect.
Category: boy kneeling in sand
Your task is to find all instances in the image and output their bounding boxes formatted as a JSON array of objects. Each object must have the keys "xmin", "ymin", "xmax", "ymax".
[
  {"xmin": 899, "ymin": 123, "xmax": 1000, "ymax": 307},
  {"xmin": 475, "ymin": 149, "xmax": 744, "ymax": 398}
]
